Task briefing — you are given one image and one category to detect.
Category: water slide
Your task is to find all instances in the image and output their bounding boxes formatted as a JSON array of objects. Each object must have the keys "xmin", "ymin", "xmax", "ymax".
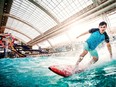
[{"xmin": 8, "ymin": 38, "xmax": 26, "ymax": 57}]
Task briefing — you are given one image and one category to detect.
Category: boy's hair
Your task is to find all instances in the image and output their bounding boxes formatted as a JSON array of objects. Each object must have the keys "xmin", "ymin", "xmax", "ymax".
[{"xmin": 99, "ymin": 21, "xmax": 107, "ymax": 26}]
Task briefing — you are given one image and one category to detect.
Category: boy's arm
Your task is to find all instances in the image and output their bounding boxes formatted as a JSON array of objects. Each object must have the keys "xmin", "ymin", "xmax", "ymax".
[
  {"xmin": 76, "ymin": 31, "xmax": 89, "ymax": 39},
  {"xmin": 106, "ymin": 42, "xmax": 112, "ymax": 59}
]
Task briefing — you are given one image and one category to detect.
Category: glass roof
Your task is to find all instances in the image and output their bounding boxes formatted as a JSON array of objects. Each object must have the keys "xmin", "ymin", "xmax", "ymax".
[
  {"xmin": 4, "ymin": 0, "xmax": 116, "ymax": 48},
  {"xmin": 35, "ymin": 0, "xmax": 93, "ymax": 22},
  {"xmin": 5, "ymin": 0, "xmax": 93, "ymax": 44},
  {"xmin": 6, "ymin": 17, "xmax": 39, "ymax": 39},
  {"xmin": 5, "ymin": 0, "xmax": 58, "ymax": 43},
  {"xmin": 107, "ymin": 10, "xmax": 116, "ymax": 28},
  {"xmin": 10, "ymin": 0, "xmax": 57, "ymax": 32}
]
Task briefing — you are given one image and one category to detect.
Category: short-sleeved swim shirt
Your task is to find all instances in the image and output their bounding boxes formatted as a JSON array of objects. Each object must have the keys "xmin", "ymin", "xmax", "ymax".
[{"xmin": 86, "ymin": 28, "xmax": 109, "ymax": 50}]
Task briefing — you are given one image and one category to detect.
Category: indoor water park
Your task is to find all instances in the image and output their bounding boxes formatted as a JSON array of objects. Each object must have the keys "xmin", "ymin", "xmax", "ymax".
[{"xmin": 0, "ymin": 0, "xmax": 116, "ymax": 87}]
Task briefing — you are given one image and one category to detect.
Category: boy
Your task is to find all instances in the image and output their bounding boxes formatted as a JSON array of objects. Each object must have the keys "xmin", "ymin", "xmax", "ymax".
[{"xmin": 74, "ymin": 21, "xmax": 112, "ymax": 72}]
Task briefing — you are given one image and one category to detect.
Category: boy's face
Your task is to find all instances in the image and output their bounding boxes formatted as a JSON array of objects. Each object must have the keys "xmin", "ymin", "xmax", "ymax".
[{"xmin": 99, "ymin": 25, "xmax": 107, "ymax": 34}]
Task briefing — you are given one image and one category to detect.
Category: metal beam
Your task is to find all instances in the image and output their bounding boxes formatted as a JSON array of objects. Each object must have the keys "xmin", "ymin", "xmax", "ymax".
[
  {"xmin": 0, "ymin": 0, "xmax": 4, "ymax": 27},
  {"xmin": 3, "ymin": 14, "xmax": 55, "ymax": 48},
  {"xmin": 0, "ymin": 0, "xmax": 13, "ymax": 33},
  {"xmin": 3, "ymin": 13, "xmax": 42, "ymax": 34},
  {"xmin": 28, "ymin": 0, "xmax": 60, "ymax": 24},
  {"xmin": 1, "ymin": 26, "xmax": 32, "ymax": 40}
]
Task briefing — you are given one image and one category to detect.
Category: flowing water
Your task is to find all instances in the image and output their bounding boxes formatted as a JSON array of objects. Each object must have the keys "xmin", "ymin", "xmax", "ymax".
[{"xmin": 0, "ymin": 56, "xmax": 116, "ymax": 87}]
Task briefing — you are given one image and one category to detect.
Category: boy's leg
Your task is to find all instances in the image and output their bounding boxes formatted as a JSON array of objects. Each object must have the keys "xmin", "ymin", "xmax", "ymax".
[
  {"xmin": 76, "ymin": 42, "xmax": 89, "ymax": 65},
  {"xmin": 76, "ymin": 50, "xmax": 88, "ymax": 65},
  {"xmin": 72, "ymin": 42, "xmax": 89, "ymax": 74},
  {"xmin": 87, "ymin": 49, "xmax": 98, "ymax": 67},
  {"xmin": 89, "ymin": 56, "xmax": 98, "ymax": 65},
  {"xmin": 72, "ymin": 50, "xmax": 88, "ymax": 74}
]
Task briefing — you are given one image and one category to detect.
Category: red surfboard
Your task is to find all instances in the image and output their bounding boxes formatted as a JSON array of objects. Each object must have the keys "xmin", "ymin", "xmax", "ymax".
[{"xmin": 49, "ymin": 65, "xmax": 84, "ymax": 77}]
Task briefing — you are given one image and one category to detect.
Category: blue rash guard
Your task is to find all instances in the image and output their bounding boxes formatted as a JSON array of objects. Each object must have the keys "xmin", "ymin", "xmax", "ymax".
[{"xmin": 86, "ymin": 28, "xmax": 109, "ymax": 50}]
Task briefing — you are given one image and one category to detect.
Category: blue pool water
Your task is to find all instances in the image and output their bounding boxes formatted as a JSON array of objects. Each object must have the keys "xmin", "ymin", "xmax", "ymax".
[{"xmin": 0, "ymin": 57, "xmax": 116, "ymax": 87}]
